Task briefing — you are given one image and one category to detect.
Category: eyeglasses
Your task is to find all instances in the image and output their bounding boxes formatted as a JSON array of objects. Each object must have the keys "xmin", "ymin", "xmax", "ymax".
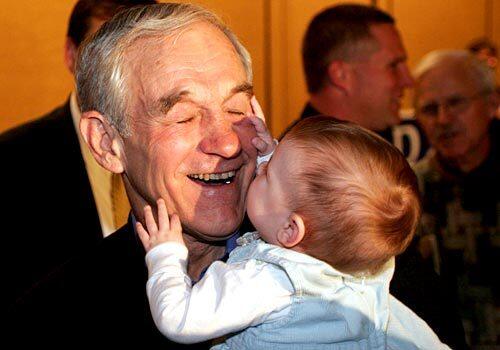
[{"xmin": 417, "ymin": 91, "xmax": 490, "ymax": 117}]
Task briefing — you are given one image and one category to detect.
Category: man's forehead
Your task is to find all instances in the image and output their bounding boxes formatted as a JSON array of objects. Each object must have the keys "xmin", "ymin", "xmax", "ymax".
[
  {"xmin": 418, "ymin": 64, "xmax": 478, "ymax": 97},
  {"xmin": 125, "ymin": 23, "xmax": 241, "ymax": 70}
]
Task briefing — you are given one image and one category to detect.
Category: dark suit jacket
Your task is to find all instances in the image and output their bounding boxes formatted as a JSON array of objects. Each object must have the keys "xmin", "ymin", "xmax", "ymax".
[
  {"xmin": 1, "ymin": 101, "xmax": 103, "ymax": 307},
  {"xmin": 8, "ymin": 219, "xmax": 211, "ymax": 348}
]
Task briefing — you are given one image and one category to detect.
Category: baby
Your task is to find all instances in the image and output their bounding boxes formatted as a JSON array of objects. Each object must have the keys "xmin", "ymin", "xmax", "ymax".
[{"xmin": 138, "ymin": 114, "xmax": 450, "ymax": 349}]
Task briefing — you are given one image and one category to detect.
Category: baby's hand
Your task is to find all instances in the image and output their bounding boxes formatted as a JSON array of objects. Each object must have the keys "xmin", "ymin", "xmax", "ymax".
[
  {"xmin": 136, "ymin": 199, "xmax": 185, "ymax": 252},
  {"xmin": 250, "ymin": 96, "xmax": 276, "ymax": 157}
]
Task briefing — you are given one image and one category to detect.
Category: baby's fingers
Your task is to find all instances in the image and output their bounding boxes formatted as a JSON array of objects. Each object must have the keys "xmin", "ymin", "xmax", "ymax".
[
  {"xmin": 252, "ymin": 137, "xmax": 270, "ymax": 153},
  {"xmin": 169, "ymin": 214, "xmax": 185, "ymax": 245},
  {"xmin": 249, "ymin": 115, "xmax": 268, "ymax": 134},
  {"xmin": 250, "ymin": 96, "xmax": 266, "ymax": 122},
  {"xmin": 144, "ymin": 205, "xmax": 158, "ymax": 234},
  {"xmin": 136, "ymin": 222, "xmax": 151, "ymax": 251},
  {"xmin": 156, "ymin": 198, "xmax": 170, "ymax": 232}
]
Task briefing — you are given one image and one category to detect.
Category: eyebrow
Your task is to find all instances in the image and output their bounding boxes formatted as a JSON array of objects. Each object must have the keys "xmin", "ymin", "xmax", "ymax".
[
  {"xmin": 158, "ymin": 90, "xmax": 190, "ymax": 114},
  {"xmin": 224, "ymin": 82, "xmax": 254, "ymax": 103},
  {"xmin": 157, "ymin": 82, "xmax": 254, "ymax": 114}
]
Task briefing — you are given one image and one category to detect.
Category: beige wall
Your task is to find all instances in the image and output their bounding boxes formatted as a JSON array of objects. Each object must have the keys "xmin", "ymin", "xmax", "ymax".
[
  {"xmin": 1, "ymin": 1, "xmax": 499, "ymax": 136},
  {"xmin": 0, "ymin": 1, "xmax": 75, "ymax": 132}
]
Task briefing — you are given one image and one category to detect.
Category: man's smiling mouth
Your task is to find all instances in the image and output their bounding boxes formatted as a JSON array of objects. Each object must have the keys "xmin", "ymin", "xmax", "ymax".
[{"xmin": 188, "ymin": 170, "xmax": 237, "ymax": 185}]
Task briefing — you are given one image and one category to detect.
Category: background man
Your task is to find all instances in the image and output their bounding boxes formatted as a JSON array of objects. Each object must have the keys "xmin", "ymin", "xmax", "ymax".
[
  {"xmin": 10, "ymin": 3, "xmax": 256, "ymax": 347},
  {"xmin": 1, "ymin": 0, "xmax": 156, "ymax": 307},
  {"xmin": 299, "ymin": 5, "xmax": 465, "ymax": 349},
  {"xmin": 467, "ymin": 37, "xmax": 498, "ymax": 71},
  {"xmin": 301, "ymin": 4, "xmax": 427, "ymax": 163},
  {"xmin": 413, "ymin": 50, "xmax": 499, "ymax": 347}
]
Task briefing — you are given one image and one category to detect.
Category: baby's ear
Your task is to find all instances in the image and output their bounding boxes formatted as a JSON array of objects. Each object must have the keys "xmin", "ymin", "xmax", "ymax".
[{"xmin": 277, "ymin": 213, "xmax": 305, "ymax": 248}]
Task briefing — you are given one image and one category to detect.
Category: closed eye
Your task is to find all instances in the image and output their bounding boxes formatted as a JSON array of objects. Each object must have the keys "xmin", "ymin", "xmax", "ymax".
[
  {"xmin": 227, "ymin": 109, "xmax": 245, "ymax": 115},
  {"xmin": 177, "ymin": 116, "xmax": 195, "ymax": 124}
]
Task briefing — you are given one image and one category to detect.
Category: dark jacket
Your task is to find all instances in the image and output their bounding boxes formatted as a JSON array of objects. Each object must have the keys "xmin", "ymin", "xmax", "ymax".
[
  {"xmin": 8, "ymin": 218, "xmax": 211, "ymax": 348},
  {"xmin": 1, "ymin": 101, "xmax": 103, "ymax": 307}
]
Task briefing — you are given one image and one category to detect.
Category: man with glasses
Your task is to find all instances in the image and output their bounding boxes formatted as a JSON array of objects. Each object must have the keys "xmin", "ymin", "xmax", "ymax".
[{"xmin": 413, "ymin": 49, "xmax": 499, "ymax": 347}]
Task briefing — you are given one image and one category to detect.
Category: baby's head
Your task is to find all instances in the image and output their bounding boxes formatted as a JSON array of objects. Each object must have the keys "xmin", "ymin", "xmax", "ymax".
[{"xmin": 246, "ymin": 116, "xmax": 421, "ymax": 274}]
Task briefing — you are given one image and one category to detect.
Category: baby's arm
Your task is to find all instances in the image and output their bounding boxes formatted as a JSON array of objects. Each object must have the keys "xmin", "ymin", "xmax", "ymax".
[{"xmin": 138, "ymin": 200, "xmax": 293, "ymax": 344}]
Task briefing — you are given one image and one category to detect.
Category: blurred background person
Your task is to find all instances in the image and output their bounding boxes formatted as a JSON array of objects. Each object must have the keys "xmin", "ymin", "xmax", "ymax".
[
  {"xmin": 1, "ymin": 0, "xmax": 156, "ymax": 308},
  {"xmin": 467, "ymin": 37, "xmax": 498, "ymax": 71},
  {"xmin": 300, "ymin": 4, "xmax": 428, "ymax": 164},
  {"xmin": 413, "ymin": 49, "xmax": 499, "ymax": 348}
]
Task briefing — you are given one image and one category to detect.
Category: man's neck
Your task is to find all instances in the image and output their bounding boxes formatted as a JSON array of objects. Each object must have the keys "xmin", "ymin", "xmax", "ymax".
[
  {"xmin": 183, "ymin": 234, "xmax": 226, "ymax": 280},
  {"xmin": 309, "ymin": 92, "xmax": 367, "ymax": 128}
]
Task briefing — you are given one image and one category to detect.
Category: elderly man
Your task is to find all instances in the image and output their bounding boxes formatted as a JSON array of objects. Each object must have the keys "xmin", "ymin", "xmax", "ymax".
[
  {"xmin": 1, "ymin": 0, "xmax": 156, "ymax": 309},
  {"xmin": 413, "ymin": 50, "xmax": 499, "ymax": 347},
  {"xmin": 300, "ymin": 4, "xmax": 427, "ymax": 163},
  {"xmin": 10, "ymin": 4, "xmax": 256, "ymax": 347},
  {"xmin": 299, "ymin": 5, "xmax": 465, "ymax": 348}
]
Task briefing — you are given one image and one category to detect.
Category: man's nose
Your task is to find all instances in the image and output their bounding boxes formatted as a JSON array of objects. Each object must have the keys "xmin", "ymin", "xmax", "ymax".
[
  {"xmin": 436, "ymin": 104, "xmax": 454, "ymax": 125},
  {"xmin": 199, "ymin": 117, "xmax": 242, "ymax": 158}
]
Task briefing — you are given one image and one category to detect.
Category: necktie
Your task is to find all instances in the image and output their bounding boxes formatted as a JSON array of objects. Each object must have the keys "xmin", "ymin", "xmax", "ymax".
[{"xmin": 111, "ymin": 173, "xmax": 131, "ymax": 228}]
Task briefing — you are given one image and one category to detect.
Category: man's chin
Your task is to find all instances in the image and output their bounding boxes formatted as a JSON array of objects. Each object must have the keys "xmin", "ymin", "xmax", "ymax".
[{"xmin": 183, "ymin": 218, "xmax": 243, "ymax": 243}]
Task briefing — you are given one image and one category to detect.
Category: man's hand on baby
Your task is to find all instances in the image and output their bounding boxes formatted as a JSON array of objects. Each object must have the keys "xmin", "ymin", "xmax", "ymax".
[
  {"xmin": 136, "ymin": 198, "xmax": 185, "ymax": 252},
  {"xmin": 250, "ymin": 96, "xmax": 276, "ymax": 156}
]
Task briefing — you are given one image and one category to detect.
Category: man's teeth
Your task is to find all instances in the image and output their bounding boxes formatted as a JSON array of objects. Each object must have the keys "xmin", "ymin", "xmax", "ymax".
[{"xmin": 189, "ymin": 171, "xmax": 236, "ymax": 181}]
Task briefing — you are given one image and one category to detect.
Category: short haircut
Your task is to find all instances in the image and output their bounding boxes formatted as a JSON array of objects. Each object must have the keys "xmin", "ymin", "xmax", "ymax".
[
  {"xmin": 67, "ymin": 0, "xmax": 157, "ymax": 47},
  {"xmin": 283, "ymin": 116, "xmax": 421, "ymax": 274},
  {"xmin": 76, "ymin": 3, "xmax": 252, "ymax": 136},
  {"xmin": 302, "ymin": 4, "xmax": 394, "ymax": 93},
  {"xmin": 466, "ymin": 37, "xmax": 498, "ymax": 57},
  {"xmin": 413, "ymin": 50, "xmax": 496, "ymax": 100}
]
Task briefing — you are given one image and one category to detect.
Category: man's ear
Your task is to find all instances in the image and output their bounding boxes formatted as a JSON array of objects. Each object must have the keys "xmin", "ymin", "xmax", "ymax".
[
  {"xmin": 277, "ymin": 213, "xmax": 306, "ymax": 248},
  {"xmin": 326, "ymin": 60, "xmax": 353, "ymax": 94},
  {"xmin": 80, "ymin": 111, "xmax": 125, "ymax": 174},
  {"xmin": 64, "ymin": 37, "xmax": 78, "ymax": 74}
]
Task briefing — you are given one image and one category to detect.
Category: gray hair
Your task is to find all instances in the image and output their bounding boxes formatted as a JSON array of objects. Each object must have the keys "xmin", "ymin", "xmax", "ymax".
[
  {"xmin": 413, "ymin": 49, "xmax": 495, "ymax": 97},
  {"xmin": 76, "ymin": 3, "xmax": 252, "ymax": 136}
]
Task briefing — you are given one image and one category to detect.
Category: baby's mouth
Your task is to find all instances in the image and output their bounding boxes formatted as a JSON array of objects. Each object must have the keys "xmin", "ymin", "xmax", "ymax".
[{"xmin": 188, "ymin": 170, "xmax": 237, "ymax": 185}]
